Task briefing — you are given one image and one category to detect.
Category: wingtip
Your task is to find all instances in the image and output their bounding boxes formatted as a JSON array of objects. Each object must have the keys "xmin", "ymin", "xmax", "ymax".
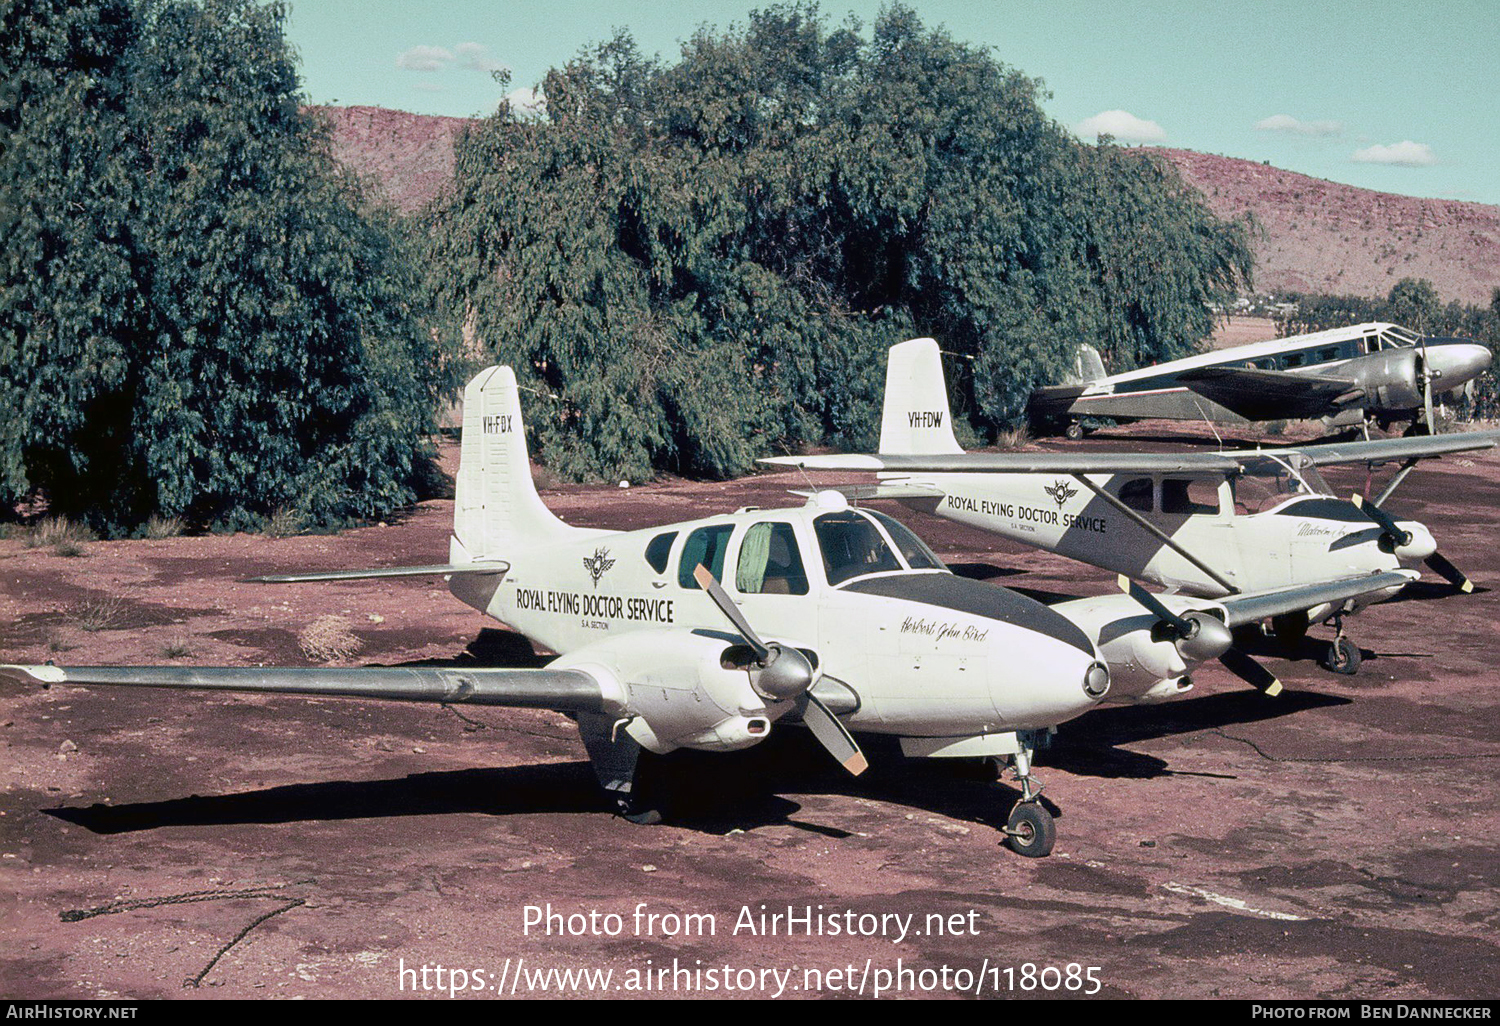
[{"xmin": 0, "ymin": 664, "xmax": 64, "ymax": 687}]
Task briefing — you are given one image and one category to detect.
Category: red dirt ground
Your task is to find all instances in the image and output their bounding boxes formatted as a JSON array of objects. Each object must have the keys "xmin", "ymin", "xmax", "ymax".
[{"xmin": 2, "ymin": 429, "xmax": 1498, "ymax": 1000}]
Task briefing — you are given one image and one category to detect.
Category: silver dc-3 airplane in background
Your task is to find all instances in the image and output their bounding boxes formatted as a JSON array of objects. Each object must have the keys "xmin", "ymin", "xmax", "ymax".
[
  {"xmin": 1, "ymin": 365, "xmax": 1416, "ymax": 856},
  {"xmin": 1028, "ymin": 322, "xmax": 1492, "ymax": 439},
  {"xmin": 764, "ymin": 338, "xmax": 1500, "ymax": 678}
]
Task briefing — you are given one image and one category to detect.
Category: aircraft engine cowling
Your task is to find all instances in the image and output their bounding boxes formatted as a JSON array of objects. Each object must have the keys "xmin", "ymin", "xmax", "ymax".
[
  {"xmin": 1053, "ymin": 594, "xmax": 1230, "ymax": 703},
  {"xmin": 550, "ymin": 628, "xmax": 795, "ymax": 754},
  {"xmin": 1349, "ymin": 346, "xmax": 1423, "ymax": 413}
]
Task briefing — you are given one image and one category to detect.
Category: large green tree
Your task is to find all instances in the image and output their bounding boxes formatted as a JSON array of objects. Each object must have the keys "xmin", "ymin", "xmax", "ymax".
[
  {"xmin": 431, "ymin": 3, "xmax": 1252, "ymax": 481},
  {"xmin": 1, "ymin": 0, "xmax": 447, "ymax": 532}
]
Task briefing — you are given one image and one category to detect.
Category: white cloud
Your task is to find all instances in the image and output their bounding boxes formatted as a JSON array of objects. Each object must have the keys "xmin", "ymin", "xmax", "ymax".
[
  {"xmin": 1256, "ymin": 114, "xmax": 1342, "ymax": 137},
  {"xmin": 455, "ymin": 42, "xmax": 507, "ymax": 75},
  {"xmin": 1076, "ymin": 109, "xmax": 1166, "ymax": 144},
  {"xmin": 503, "ymin": 86, "xmax": 546, "ymax": 117},
  {"xmin": 396, "ymin": 45, "xmax": 453, "ymax": 72},
  {"xmin": 1351, "ymin": 140, "xmax": 1437, "ymax": 167}
]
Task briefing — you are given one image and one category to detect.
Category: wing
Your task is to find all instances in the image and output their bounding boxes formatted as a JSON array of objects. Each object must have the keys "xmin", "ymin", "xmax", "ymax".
[
  {"xmin": 1212, "ymin": 570, "xmax": 1416, "ymax": 628},
  {"xmin": 762, "ymin": 452, "xmax": 1243, "ymax": 474},
  {"xmin": 1242, "ymin": 429, "xmax": 1500, "ymax": 469},
  {"xmin": 1175, "ymin": 366, "xmax": 1363, "ymax": 420},
  {"xmin": 0, "ymin": 664, "xmax": 616, "ymax": 714},
  {"xmin": 762, "ymin": 430, "xmax": 1500, "ymax": 477},
  {"xmin": 788, "ymin": 483, "xmax": 948, "ymax": 501},
  {"xmin": 246, "ymin": 561, "xmax": 510, "ymax": 584}
]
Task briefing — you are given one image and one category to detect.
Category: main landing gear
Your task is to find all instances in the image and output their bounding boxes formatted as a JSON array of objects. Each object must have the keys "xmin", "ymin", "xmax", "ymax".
[
  {"xmin": 996, "ymin": 737, "xmax": 1055, "ymax": 858},
  {"xmin": 1319, "ymin": 615, "xmax": 1362, "ymax": 675}
]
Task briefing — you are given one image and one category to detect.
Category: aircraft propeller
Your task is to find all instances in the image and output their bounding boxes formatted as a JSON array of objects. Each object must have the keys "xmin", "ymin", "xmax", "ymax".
[
  {"xmin": 1350, "ymin": 493, "xmax": 1473, "ymax": 593},
  {"xmin": 693, "ymin": 564, "xmax": 868, "ymax": 775},
  {"xmin": 1117, "ymin": 575, "xmax": 1283, "ymax": 696},
  {"xmin": 1418, "ymin": 336, "xmax": 1438, "ymax": 436}
]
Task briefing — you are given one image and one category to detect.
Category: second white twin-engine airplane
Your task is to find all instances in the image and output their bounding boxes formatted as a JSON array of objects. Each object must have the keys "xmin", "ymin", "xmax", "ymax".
[
  {"xmin": 764, "ymin": 339, "xmax": 1499, "ymax": 679},
  {"xmin": 0, "ymin": 366, "xmax": 1429, "ymax": 857}
]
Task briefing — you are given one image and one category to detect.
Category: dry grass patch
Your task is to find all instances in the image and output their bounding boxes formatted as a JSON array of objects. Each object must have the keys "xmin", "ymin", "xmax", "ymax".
[
  {"xmin": 995, "ymin": 423, "xmax": 1031, "ymax": 450},
  {"xmin": 298, "ymin": 615, "xmax": 362, "ymax": 662},
  {"xmin": 68, "ymin": 593, "xmax": 131, "ymax": 633},
  {"xmin": 144, "ymin": 515, "xmax": 185, "ymax": 539},
  {"xmin": 24, "ymin": 517, "xmax": 95, "ymax": 556}
]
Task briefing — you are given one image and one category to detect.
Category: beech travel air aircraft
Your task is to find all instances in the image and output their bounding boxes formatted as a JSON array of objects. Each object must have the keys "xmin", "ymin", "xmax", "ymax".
[
  {"xmin": 764, "ymin": 339, "xmax": 1499, "ymax": 680},
  {"xmin": 1027, "ymin": 322, "xmax": 1492, "ymax": 439},
  {"xmin": 1, "ymin": 366, "xmax": 1427, "ymax": 857}
]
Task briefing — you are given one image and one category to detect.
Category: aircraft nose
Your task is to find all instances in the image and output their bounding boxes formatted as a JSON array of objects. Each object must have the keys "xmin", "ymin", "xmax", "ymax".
[
  {"xmin": 1394, "ymin": 521, "xmax": 1436, "ymax": 562},
  {"xmin": 1426, "ymin": 342, "xmax": 1492, "ymax": 388},
  {"xmin": 989, "ymin": 636, "xmax": 1110, "ymax": 729}
]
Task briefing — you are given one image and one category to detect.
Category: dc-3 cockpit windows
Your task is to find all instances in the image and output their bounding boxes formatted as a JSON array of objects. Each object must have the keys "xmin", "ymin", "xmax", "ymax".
[
  {"xmin": 678, "ymin": 525, "xmax": 735, "ymax": 588},
  {"xmin": 813, "ymin": 510, "xmax": 905, "ymax": 586},
  {"xmin": 735, "ymin": 522, "xmax": 809, "ymax": 596},
  {"xmin": 645, "ymin": 532, "xmax": 676, "ymax": 574}
]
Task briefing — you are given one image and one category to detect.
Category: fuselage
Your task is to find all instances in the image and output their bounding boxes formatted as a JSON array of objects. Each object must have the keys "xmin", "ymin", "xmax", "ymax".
[
  {"xmin": 447, "ymin": 493, "xmax": 1109, "ymax": 742},
  {"xmin": 887, "ymin": 469, "xmax": 1426, "ymax": 608},
  {"xmin": 1030, "ymin": 322, "xmax": 1491, "ymax": 426}
]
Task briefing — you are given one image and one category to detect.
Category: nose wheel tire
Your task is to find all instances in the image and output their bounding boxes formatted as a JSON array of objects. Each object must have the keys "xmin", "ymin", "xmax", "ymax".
[
  {"xmin": 1320, "ymin": 635, "xmax": 1362, "ymax": 675},
  {"xmin": 1004, "ymin": 802, "xmax": 1056, "ymax": 858}
]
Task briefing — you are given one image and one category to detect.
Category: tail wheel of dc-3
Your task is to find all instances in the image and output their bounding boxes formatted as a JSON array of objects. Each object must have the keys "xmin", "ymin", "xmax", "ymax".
[
  {"xmin": 1064, "ymin": 422, "xmax": 1085, "ymax": 441},
  {"xmin": 1004, "ymin": 802, "xmax": 1056, "ymax": 858},
  {"xmin": 1321, "ymin": 636, "xmax": 1362, "ymax": 676}
]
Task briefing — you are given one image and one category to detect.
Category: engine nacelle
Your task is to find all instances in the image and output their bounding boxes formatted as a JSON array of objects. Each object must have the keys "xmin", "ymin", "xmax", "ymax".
[
  {"xmin": 551, "ymin": 628, "xmax": 789, "ymax": 754},
  {"xmin": 1053, "ymin": 593, "xmax": 1229, "ymax": 704},
  {"xmin": 1348, "ymin": 347, "xmax": 1422, "ymax": 412}
]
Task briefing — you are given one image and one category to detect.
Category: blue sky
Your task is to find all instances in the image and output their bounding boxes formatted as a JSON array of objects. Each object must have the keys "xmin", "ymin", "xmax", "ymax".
[{"xmin": 284, "ymin": 1, "xmax": 1499, "ymax": 205}]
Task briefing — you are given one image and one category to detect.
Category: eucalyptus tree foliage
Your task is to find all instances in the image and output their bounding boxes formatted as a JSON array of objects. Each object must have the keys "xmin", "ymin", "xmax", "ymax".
[
  {"xmin": 1, "ymin": 0, "xmax": 445, "ymax": 532},
  {"xmin": 430, "ymin": 3, "xmax": 1251, "ymax": 481}
]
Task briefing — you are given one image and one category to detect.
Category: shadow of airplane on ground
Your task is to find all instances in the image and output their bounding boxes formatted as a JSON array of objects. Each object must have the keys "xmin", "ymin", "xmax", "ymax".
[{"xmin": 46, "ymin": 643, "xmax": 1349, "ymax": 841}]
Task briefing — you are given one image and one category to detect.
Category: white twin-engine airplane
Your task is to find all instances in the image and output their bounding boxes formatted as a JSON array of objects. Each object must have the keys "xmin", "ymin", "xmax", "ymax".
[
  {"xmin": 764, "ymin": 339, "xmax": 1499, "ymax": 678},
  {"xmin": 0, "ymin": 366, "xmax": 1424, "ymax": 857}
]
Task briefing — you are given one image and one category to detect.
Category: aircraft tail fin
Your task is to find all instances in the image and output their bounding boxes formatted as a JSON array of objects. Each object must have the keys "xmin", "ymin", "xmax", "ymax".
[
  {"xmin": 879, "ymin": 338, "xmax": 964, "ymax": 456},
  {"xmin": 451, "ymin": 366, "xmax": 581, "ymax": 560}
]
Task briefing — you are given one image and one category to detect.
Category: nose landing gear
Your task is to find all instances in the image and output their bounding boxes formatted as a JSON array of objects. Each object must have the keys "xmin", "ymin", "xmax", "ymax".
[{"xmin": 997, "ymin": 742, "xmax": 1056, "ymax": 857}]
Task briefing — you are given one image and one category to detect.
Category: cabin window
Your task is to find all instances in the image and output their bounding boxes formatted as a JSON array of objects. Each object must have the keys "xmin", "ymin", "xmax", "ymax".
[
  {"xmin": 867, "ymin": 510, "xmax": 945, "ymax": 570},
  {"xmin": 1283, "ymin": 351, "xmax": 1305, "ymax": 368},
  {"xmin": 735, "ymin": 522, "xmax": 809, "ymax": 595},
  {"xmin": 644, "ymin": 532, "xmax": 676, "ymax": 573},
  {"xmin": 678, "ymin": 525, "xmax": 735, "ymax": 588},
  {"xmin": 1161, "ymin": 478, "xmax": 1220, "ymax": 516},
  {"xmin": 1318, "ymin": 347, "xmax": 1339, "ymax": 362},
  {"xmin": 1119, "ymin": 478, "xmax": 1154, "ymax": 512},
  {"xmin": 814, "ymin": 511, "xmax": 902, "ymax": 586}
]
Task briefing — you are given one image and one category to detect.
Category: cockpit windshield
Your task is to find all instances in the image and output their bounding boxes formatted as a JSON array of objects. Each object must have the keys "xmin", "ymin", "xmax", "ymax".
[
  {"xmin": 865, "ymin": 510, "xmax": 946, "ymax": 571},
  {"xmin": 1231, "ymin": 455, "xmax": 1334, "ymax": 513},
  {"xmin": 1382, "ymin": 325, "xmax": 1420, "ymax": 348},
  {"xmin": 813, "ymin": 510, "xmax": 906, "ymax": 585}
]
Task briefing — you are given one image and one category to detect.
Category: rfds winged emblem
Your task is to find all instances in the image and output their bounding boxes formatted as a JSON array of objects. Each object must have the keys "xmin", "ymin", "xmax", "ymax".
[
  {"xmin": 1043, "ymin": 478, "xmax": 1078, "ymax": 509},
  {"xmin": 582, "ymin": 547, "xmax": 616, "ymax": 589}
]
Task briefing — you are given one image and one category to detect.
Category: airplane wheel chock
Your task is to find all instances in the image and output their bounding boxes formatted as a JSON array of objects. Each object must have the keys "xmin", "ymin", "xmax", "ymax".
[
  {"xmin": 1320, "ymin": 635, "xmax": 1362, "ymax": 676},
  {"xmin": 1004, "ymin": 802, "xmax": 1056, "ymax": 858}
]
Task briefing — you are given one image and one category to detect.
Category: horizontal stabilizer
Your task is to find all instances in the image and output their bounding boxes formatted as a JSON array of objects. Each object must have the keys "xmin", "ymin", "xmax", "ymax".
[
  {"xmin": 0, "ymin": 663, "xmax": 615, "ymax": 714},
  {"xmin": 246, "ymin": 561, "xmax": 510, "ymax": 584},
  {"xmin": 1216, "ymin": 570, "xmax": 1416, "ymax": 628}
]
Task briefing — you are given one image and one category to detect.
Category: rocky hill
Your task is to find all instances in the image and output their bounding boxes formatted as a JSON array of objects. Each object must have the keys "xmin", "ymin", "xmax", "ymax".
[
  {"xmin": 313, "ymin": 105, "xmax": 1500, "ymax": 307},
  {"xmin": 1160, "ymin": 149, "xmax": 1500, "ymax": 306}
]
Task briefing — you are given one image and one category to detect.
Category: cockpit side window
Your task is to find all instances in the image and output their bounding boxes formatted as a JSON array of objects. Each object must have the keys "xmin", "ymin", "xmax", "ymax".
[
  {"xmin": 678, "ymin": 525, "xmax": 735, "ymax": 588},
  {"xmin": 735, "ymin": 522, "xmax": 809, "ymax": 595},
  {"xmin": 645, "ymin": 531, "xmax": 676, "ymax": 574},
  {"xmin": 813, "ymin": 511, "xmax": 902, "ymax": 586},
  {"xmin": 1119, "ymin": 477, "xmax": 1154, "ymax": 512},
  {"xmin": 866, "ymin": 510, "xmax": 945, "ymax": 570},
  {"xmin": 1161, "ymin": 477, "xmax": 1220, "ymax": 515}
]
